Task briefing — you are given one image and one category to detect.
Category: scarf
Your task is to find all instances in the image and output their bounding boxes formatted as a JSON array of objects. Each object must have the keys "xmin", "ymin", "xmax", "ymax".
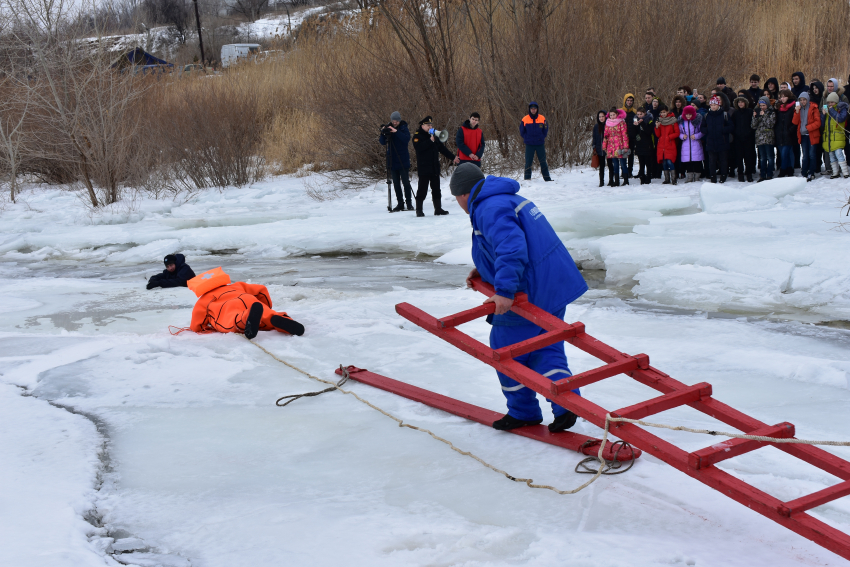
[
  {"xmin": 605, "ymin": 117, "xmax": 623, "ymax": 128},
  {"xmin": 780, "ymin": 101, "xmax": 796, "ymax": 112},
  {"xmin": 657, "ymin": 114, "xmax": 678, "ymax": 126}
]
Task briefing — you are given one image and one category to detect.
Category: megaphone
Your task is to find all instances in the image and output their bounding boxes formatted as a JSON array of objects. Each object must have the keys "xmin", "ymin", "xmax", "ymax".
[{"xmin": 429, "ymin": 128, "xmax": 450, "ymax": 143}]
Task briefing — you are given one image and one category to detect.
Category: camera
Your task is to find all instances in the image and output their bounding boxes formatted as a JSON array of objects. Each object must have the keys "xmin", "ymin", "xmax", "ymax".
[{"xmin": 380, "ymin": 124, "xmax": 394, "ymax": 136}]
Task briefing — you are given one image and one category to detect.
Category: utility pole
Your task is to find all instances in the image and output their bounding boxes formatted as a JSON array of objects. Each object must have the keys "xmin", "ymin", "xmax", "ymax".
[{"xmin": 192, "ymin": 0, "xmax": 206, "ymax": 65}]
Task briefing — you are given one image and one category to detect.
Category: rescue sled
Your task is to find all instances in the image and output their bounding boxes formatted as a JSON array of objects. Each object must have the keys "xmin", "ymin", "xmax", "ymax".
[{"xmin": 345, "ymin": 277, "xmax": 850, "ymax": 561}]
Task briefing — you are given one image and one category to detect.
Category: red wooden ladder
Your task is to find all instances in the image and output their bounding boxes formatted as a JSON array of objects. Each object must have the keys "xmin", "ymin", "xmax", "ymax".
[{"xmin": 391, "ymin": 277, "xmax": 850, "ymax": 561}]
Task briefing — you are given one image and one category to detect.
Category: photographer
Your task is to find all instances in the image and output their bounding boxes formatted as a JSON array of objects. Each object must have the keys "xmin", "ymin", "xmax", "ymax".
[
  {"xmin": 379, "ymin": 111, "xmax": 414, "ymax": 212},
  {"xmin": 412, "ymin": 116, "xmax": 458, "ymax": 217}
]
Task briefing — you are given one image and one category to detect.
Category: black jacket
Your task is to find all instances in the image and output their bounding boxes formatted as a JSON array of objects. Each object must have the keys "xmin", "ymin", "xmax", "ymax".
[
  {"xmin": 731, "ymin": 105, "xmax": 755, "ymax": 148},
  {"xmin": 379, "ymin": 122, "xmax": 412, "ymax": 170},
  {"xmin": 774, "ymin": 100, "xmax": 798, "ymax": 147},
  {"xmin": 147, "ymin": 254, "xmax": 195, "ymax": 289},
  {"xmin": 791, "ymin": 72, "xmax": 808, "ymax": 98},
  {"xmin": 633, "ymin": 115, "xmax": 656, "ymax": 156},
  {"xmin": 592, "ymin": 117, "xmax": 606, "ymax": 156},
  {"xmin": 702, "ymin": 109, "xmax": 733, "ymax": 153},
  {"xmin": 412, "ymin": 126, "xmax": 456, "ymax": 176},
  {"xmin": 747, "ymin": 87, "xmax": 764, "ymax": 107}
]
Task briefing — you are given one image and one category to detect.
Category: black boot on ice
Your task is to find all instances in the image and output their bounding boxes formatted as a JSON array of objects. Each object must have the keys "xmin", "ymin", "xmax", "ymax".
[
  {"xmin": 244, "ymin": 303, "xmax": 264, "ymax": 340},
  {"xmin": 492, "ymin": 414, "xmax": 542, "ymax": 431},
  {"xmin": 271, "ymin": 314, "xmax": 305, "ymax": 336},
  {"xmin": 549, "ymin": 411, "xmax": 578, "ymax": 433}
]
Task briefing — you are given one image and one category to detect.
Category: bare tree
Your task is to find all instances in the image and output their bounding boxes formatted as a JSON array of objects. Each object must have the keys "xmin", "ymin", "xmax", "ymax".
[
  {"xmin": 145, "ymin": 0, "xmax": 190, "ymax": 43},
  {"xmin": 230, "ymin": 0, "xmax": 269, "ymax": 22},
  {"xmin": 0, "ymin": 86, "xmax": 29, "ymax": 202}
]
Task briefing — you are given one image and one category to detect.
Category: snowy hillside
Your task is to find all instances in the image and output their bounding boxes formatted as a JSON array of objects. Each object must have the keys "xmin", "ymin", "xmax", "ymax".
[{"xmin": 2, "ymin": 170, "xmax": 850, "ymax": 566}]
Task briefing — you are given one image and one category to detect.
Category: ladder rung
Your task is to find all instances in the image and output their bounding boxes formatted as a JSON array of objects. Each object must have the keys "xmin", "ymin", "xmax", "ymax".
[
  {"xmin": 551, "ymin": 354, "xmax": 649, "ymax": 395},
  {"xmin": 614, "ymin": 382, "xmax": 712, "ymax": 421},
  {"xmin": 438, "ymin": 303, "xmax": 495, "ymax": 329},
  {"xmin": 689, "ymin": 423, "xmax": 795, "ymax": 470},
  {"xmin": 493, "ymin": 329, "xmax": 573, "ymax": 361},
  {"xmin": 780, "ymin": 479, "xmax": 850, "ymax": 517}
]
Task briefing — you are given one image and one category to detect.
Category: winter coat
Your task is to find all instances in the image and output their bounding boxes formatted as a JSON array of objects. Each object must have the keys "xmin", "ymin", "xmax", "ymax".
[
  {"xmin": 791, "ymin": 103, "xmax": 822, "ymax": 145},
  {"xmin": 520, "ymin": 102, "xmax": 548, "ymax": 146},
  {"xmin": 747, "ymin": 87, "xmax": 764, "ymax": 107},
  {"xmin": 751, "ymin": 107, "xmax": 777, "ymax": 146},
  {"xmin": 774, "ymin": 100, "xmax": 798, "ymax": 147},
  {"xmin": 467, "ymin": 175, "xmax": 587, "ymax": 326},
  {"xmin": 379, "ymin": 121, "xmax": 412, "ymax": 170},
  {"xmin": 456, "ymin": 120, "xmax": 485, "ymax": 162},
  {"xmin": 147, "ymin": 254, "xmax": 195, "ymax": 289},
  {"xmin": 633, "ymin": 115, "xmax": 656, "ymax": 156},
  {"xmin": 678, "ymin": 111, "xmax": 704, "ymax": 162},
  {"xmin": 702, "ymin": 108, "xmax": 733, "ymax": 153},
  {"xmin": 413, "ymin": 125, "xmax": 456, "ymax": 176},
  {"xmin": 791, "ymin": 72, "xmax": 809, "ymax": 98},
  {"xmin": 730, "ymin": 103, "xmax": 755, "ymax": 150},
  {"xmin": 602, "ymin": 110, "xmax": 629, "ymax": 157},
  {"xmin": 592, "ymin": 114, "xmax": 606, "ymax": 157},
  {"xmin": 654, "ymin": 116, "xmax": 679, "ymax": 162},
  {"xmin": 822, "ymin": 102, "xmax": 849, "ymax": 152}
]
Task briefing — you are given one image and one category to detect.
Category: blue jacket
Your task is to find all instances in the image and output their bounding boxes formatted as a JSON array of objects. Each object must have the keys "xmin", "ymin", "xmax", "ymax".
[
  {"xmin": 520, "ymin": 102, "xmax": 548, "ymax": 146},
  {"xmin": 468, "ymin": 176, "xmax": 587, "ymax": 326},
  {"xmin": 379, "ymin": 121, "xmax": 411, "ymax": 170}
]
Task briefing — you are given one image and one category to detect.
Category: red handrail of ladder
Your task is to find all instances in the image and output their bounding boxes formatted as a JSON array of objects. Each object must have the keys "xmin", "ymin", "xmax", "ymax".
[{"xmin": 394, "ymin": 277, "xmax": 850, "ymax": 561}]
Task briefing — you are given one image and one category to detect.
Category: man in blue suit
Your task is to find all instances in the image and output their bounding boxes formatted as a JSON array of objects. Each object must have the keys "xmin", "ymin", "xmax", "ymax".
[{"xmin": 449, "ymin": 164, "xmax": 587, "ymax": 432}]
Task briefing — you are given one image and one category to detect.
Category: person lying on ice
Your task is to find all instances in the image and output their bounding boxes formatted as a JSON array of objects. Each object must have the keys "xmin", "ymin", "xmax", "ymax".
[
  {"xmin": 449, "ymin": 163, "xmax": 588, "ymax": 433},
  {"xmin": 186, "ymin": 267, "xmax": 304, "ymax": 339},
  {"xmin": 147, "ymin": 254, "xmax": 196, "ymax": 289}
]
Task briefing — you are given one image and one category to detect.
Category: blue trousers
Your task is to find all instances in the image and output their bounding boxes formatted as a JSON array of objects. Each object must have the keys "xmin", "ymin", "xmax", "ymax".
[
  {"xmin": 800, "ymin": 136, "xmax": 816, "ymax": 176},
  {"xmin": 778, "ymin": 145, "xmax": 794, "ymax": 170},
  {"xmin": 662, "ymin": 159, "xmax": 674, "ymax": 171},
  {"xmin": 489, "ymin": 307, "xmax": 580, "ymax": 421},
  {"xmin": 757, "ymin": 145, "xmax": 775, "ymax": 179},
  {"xmin": 524, "ymin": 144, "xmax": 550, "ymax": 180}
]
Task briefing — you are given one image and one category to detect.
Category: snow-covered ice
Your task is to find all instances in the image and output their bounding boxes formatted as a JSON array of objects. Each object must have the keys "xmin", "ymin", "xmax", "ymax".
[{"xmin": 2, "ymin": 169, "xmax": 850, "ymax": 566}]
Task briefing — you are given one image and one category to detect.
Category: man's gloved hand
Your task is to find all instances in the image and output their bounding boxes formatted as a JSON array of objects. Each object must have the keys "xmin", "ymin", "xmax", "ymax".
[{"xmin": 146, "ymin": 280, "xmax": 159, "ymax": 290}]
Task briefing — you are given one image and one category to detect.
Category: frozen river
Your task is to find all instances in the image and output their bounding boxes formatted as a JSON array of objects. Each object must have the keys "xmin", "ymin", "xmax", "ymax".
[{"xmin": 2, "ymin": 171, "xmax": 850, "ymax": 566}]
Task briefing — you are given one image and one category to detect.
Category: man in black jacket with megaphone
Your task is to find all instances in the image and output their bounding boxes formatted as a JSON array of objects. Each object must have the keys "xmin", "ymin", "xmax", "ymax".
[{"xmin": 412, "ymin": 116, "xmax": 459, "ymax": 217}]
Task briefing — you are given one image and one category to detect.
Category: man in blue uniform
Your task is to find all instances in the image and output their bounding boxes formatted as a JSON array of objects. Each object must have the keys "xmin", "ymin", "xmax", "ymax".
[{"xmin": 449, "ymin": 164, "xmax": 588, "ymax": 432}]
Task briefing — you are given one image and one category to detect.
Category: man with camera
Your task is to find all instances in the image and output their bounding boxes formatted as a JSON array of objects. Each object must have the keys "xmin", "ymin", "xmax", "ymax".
[
  {"xmin": 412, "ymin": 116, "xmax": 459, "ymax": 217},
  {"xmin": 379, "ymin": 111, "xmax": 415, "ymax": 211}
]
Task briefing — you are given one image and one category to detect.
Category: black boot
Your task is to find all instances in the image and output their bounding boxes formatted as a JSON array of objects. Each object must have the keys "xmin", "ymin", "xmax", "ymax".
[
  {"xmin": 243, "ymin": 303, "xmax": 264, "ymax": 340},
  {"xmin": 549, "ymin": 411, "xmax": 578, "ymax": 433},
  {"xmin": 613, "ymin": 171, "xmax": 620, "ymax": 186},
  {"xmin": 720, "ymin": 175, "xmax": 727, "ymax": 183},
  {"xmin": 434, "ymin": 208, "xmax": 449, "ymax": 215},
  {"xmin": 391, "ymin": 203, "xmax": 404, "ymax": 212},
  {"xmin": 270, "ymin": 314, "xmax": 305, "ymax": 336},
  {"xmin": 492, "ymin": 414, "xmax": 542, "ymax": 431},
  {"xmin": 416, "ymin": 199, "xmax": 425, "ymax": 217},
  {"xmin": 621, "ymin": 172, "xmax": 629, "ymax": 186},
  {"xmin": 738, "ymin": 172, "xmax": 745, "ymax": 182},
  {"xmin": 598, "ymin": 168, "xmax": 605, "ymax": 187},
  {"xmin": 746, "ymin": 173, "xmax": 753, "ymax": 183},
  {"xmin": 416, "ymin": 210, "xmax": 425, "ymax": 217}
]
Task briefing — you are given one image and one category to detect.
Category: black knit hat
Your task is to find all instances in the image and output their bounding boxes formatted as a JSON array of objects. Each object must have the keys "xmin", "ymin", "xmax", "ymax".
[
  {"xmin": 450, "ymin": 163, "xmax": 485, "ymax": 196},
  {"xmin": 716, "ymin": 77, "xmax": 727, "ymax": 85},
  {"xmin": 163, "ymin": 254, "xmax": 177, "ymax": 266}
]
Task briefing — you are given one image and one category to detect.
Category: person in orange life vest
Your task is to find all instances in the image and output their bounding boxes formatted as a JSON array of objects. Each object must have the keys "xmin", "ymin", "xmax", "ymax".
[
  {"xmin": 520, "ymin": 102, "xmax": 551, "ymax": 181},
  {"xmin": 455, "ymin": 112, "xmax": 485, "ymax": 168},
  {"xmin": 187, "ymin": 268, "xmax": 304, "ymax": 340}
]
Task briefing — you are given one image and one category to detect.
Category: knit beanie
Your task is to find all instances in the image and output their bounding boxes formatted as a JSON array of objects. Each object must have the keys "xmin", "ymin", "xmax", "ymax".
[
  {"xmin": 390, "ymin": 111, "xmax": 401, "ymax": 122},
  {"xmin": 164, "ymin": 254, "xmax": 177, "ymax": 266},
  {"xmin": 716, "ymin": 77, "xmax": 726, "ymax": 85},
  {"xmin": 798, "ymin": 91, "xmax": 810, "ymax": 101},
  {"xmin": 758, "ymin": 96, "xmax": 770, "ymax": 106},
  {"xmin": 827, "ymin": 92, "xmax": 840, "ymax": 104},
  {"xmin": 449, "ymin": 163, "xmax": 485, "ymax": 196}
]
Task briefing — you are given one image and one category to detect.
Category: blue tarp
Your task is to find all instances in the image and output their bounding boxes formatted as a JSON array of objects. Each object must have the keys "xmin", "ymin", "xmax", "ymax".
[{"xmin": 112, "ymin": 47, "xmax": 173, "ymax": 69}]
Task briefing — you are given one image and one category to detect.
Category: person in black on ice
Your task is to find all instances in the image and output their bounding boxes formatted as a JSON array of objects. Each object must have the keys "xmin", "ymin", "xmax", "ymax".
[
  {"xmin": 147, "ymin": 254, "xmax": 196, "ymax": 289},
  {"xmin": 412, "ymin": 115, "xmax": 459, "ymax": 217}
]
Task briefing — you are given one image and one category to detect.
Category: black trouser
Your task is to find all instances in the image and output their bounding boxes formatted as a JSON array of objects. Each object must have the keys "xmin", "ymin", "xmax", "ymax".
[
  {"xmin": 814, "ymin": 144, "xmax": 826, "ymax": 172},
  {"xmin": 793, "ymin": 141, "xmax": 801, "ymax": 169},
  {"xmin": 597, "ymin": 162, "xmax": 606, "ymax": 185},
  {"xmin": 675, "ymin": 139, "xmax": 685, "ymax": 176},
  {"xmin": 734, "ymin": 143, "xmax": 757, "ymax": 177},
  {"xmin": 391, "ymin": 168, "xmax": 413, "ymax": 206},
  {"xmin": 707, "ymin": 151, "xmax": 728, "ymax": 179},
  {"xmin": 627, "ymin": 151, "xmax": 635, "ymax": 175},
  {"xmin": 416, "ymin": 173, "xmax": 442, "ymax": 212},
  {"xmin": 637, "ymin": 155, "xmax": 652, "ymax": 182}
]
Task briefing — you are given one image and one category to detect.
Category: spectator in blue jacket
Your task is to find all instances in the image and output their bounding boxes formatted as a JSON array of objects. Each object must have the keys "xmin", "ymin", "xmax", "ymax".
[
  {"xmin": 448, "ymin": 164, "xmax": 588, "ymax": 433},
  {"xmin": 147, "ymin": 254, "xmax": 196, "ymax": 289},
  {"xmin": 379, "ymin": 111, "xmax": 414, "ymax": 212},
  {"xmin": 520, "ymin": 102, "xmax": 551, "ymax": 181}
]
